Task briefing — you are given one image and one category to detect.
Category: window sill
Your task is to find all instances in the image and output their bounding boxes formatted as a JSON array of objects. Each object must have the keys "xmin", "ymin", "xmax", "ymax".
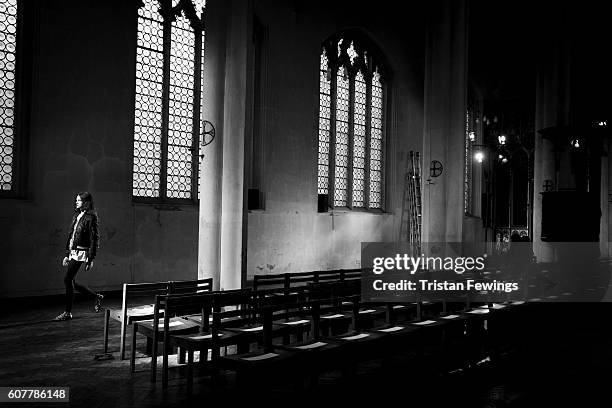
[
  {"xmin": 0, "ymin": 194, "xmax": 31, "ymax": 201},
  {"xmin": 319, "ymin": 208, "xmax": 388, "ymax": 215},
  {"xmin": 131, "ymin": 200, "xmax": 199, "ymax": 212}
]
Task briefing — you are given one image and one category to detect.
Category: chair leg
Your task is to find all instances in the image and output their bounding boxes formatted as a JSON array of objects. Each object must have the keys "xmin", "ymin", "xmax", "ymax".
[
  {"xmin": 187, "ymin": 350, "xmax": 194, "ymax": 394},
  {"xmin": 162, "ymin": 341, "xmax": 168, "ymax": 389},
  {"xmin": 147, "ymin": 338, "xmax": 153, "ymax": 355},
  {"xmin": 151, "ymin": 335, "xmax": 158, "ymax": 383},
  {"xmin": 103, "ymin": 309, "xmax": 110, "ymax": 354},
  {"xmin": 179, "ymin": 347, "xmax": 186, "ymax": 364},
  {"xmin": 130, "ymin": 324, "xmax": 137, "ymax": 373},
  {"xmin": 120, "ymin": 320, "xmax": 127, "ymax": 360}
]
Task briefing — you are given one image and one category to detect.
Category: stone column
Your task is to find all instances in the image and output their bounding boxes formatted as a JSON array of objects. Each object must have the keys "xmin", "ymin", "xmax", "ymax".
[
  {"xmin": 198, "ymin": 0, "xmax": 250, "ymax": 291},
  {"xmin": 198, "ymin": 0, "xmax": 228, "ymax": 290},
  {"xmin": 219, "ymin": 0, "xmax": 250, "ymax": 290},
  {"xmin": 533, "ymin": 8, "xmax": 571, "ymax": 262},
  {"xmin": 600, "ymin": 147, "xmax": 609, "ymax": 257},
  {"xmin": 422, "ymin": 0, "xmax": 468, "ymax": 243}
]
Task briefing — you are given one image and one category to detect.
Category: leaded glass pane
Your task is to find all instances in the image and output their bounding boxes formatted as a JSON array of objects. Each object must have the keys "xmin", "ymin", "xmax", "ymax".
[
  {"xmin": 333, "ymin": 67, "xmax": 349, "ymax": 207},
  {"xmin": 193, "ymin": 0, "xmax": 206, "ymax": 18},
  {"xmin": 369, "ymin": 70, "xmax": 383, "ymax": 209},
  {"xmin": 133, "ymin": 0, "xmax": 163, "ymax": 197},
  {"xmin": 317, "ymin": 49, "xmax": 330, "ymax": 195},
  {"xmin": 0, "ymin": 0, "xmax": 17, "ymax": 191},
  {"xmin": 347, "ymin": 41, "xmax": 358, "ymax": 65},
  {"xmin": 352, "ymin": 71, "xmax": 366, "ymax": 207},
  {"xmin": 167, "ymin": 13, "xmax": 195, "ymax": 199}
]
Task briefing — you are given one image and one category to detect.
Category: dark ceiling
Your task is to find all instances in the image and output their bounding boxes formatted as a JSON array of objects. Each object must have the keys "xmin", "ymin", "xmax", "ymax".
[{"xmin": 469, "ymin": 0, "xmax": 612, "ymax": 125}]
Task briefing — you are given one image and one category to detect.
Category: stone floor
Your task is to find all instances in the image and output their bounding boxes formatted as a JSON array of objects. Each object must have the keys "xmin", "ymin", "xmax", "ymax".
[{"xmin": 1, "ymin": 294, "xmax": 611, "ymax": 407}]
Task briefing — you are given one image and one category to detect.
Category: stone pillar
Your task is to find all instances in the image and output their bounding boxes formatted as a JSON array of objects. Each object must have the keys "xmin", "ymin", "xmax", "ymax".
[
  {"xmin": 601, "ymin": 147, "xmax": 609, "ymax": 257},
  {"xmin": 533, "ymin": 8, "xmax": 571, "ymax": 262},
  {"xmin": 198, "ymin": 0, "xmax": 250, "ymax": 290},
  {"xmin": 219, "ymin": 0, "xmax": 250, "ymax": 290},
  {"xmin": 422, "ymin": 0, "xmax": 468, "ymax": 243},
  {"xmin": 198, "ymin": 0, "xmax": 228, "ymax": 290}
]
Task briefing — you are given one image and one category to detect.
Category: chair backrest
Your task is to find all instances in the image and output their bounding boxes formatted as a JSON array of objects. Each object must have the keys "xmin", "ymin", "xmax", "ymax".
[
  {"xmin": 159, "ymin": 292, "xmax": 214, "ymax": 330},
  {"xmin": 284, "ymin": 271, "xmax": 318, "ymax": 288},
  {"xmin": 252, "ymin": 268, "xmax": 363, "ymax": 293},
  {"xmin": 253, "ymin": 288, "xmax": 309, "ymax": 320},
  {"xmin": 210, "ymin": 289, "xmax": 254, "ymax": 324},
  {"xmin": 314, "ymin": 270, "xmax": 343, "ymax": 284},
  {"xmin": 338, "ymin": 268, "xmax": 362, "ymax": 281},
  {"xmin": 121, "ymin": 281, "xmax": 171, "ymax": 322},
  {"xmin": 123, "ymin": 281, "xmax": 171, "ymax": 301},
  {"xmin": 252, "ymin": 274, "xmax": 287, "ymax": 292},
  {"xmin": 120, "ymin": 278, "xmax": 214, "ymax": 313},
  {"xmin": 169, "ymin": 278, "xmax": 214, "ymax": 295}
]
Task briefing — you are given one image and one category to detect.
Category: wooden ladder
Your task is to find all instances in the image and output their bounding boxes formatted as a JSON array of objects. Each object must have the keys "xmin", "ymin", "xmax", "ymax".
[{"xmin": 399, "ymin": 151, "xmax": 422, "ymax": 248}]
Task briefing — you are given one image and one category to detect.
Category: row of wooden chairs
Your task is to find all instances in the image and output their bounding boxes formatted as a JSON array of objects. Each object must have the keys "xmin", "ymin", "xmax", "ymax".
[
  {"xmin": 131, "ymin": 283, "xmax": 362, "ymax": 389},
  {"xmin": 252, "ymin": 268, "xmax": 392, "ymax": 331},
  {"xmin": 217, "ymin": 281, "xmax": 441, "ymax": 388},
  {"xmin": 251, "ymin": 268, "xmax": 361, "ymax": 292},
  {"xmin": 129, "ymin": 280, "xmax": 528, "ymax": 392},
  {"xmin": 221, "ymin": 294, "xmax": 527, "ymax": 393},
  {"xmin": 104, "ymin": 269, "xmax": 362, "ymax": 360}
]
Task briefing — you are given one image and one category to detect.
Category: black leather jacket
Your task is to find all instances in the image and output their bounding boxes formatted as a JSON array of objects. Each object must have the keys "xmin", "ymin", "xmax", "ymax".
[{"xmin": 65, "ymin": 210, "xmax": 100, "ymax": 261}]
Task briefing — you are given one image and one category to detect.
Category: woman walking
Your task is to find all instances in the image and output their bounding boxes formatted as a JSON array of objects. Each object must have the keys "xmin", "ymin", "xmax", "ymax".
[{"xmin": 54, "ymin": 192, "xmax": 103, "ymax": 321}]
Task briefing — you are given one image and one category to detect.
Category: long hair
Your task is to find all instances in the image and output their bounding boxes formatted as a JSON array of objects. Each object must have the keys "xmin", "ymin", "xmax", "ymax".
[{"xmin": 75, "ymin": 191, "xmax": 95, "ymax": 213}]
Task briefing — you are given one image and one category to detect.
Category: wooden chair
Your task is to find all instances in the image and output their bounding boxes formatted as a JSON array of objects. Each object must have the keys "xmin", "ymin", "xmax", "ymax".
[
  {"xmin": 217, "ymin": 293, "xmax": 318, "ymax": 391},
  {"xmin": 251, "ymin": 287, "xmax": 314, "ymax": 343},
  {"xmin": 103, "ymin": 278, "xmax": 213, "ymax": 360},
  {"xmin": 308, "ymin": 280, "xmax": 360, "ymax": 336},
  {"xmin": 130, "ymin": 294, "xmax": 202, "ymax": 383},
  {"xmin": 170, "ymin": 278, "xmax": 214, "ymax": 328},
  {"xmin": 103, "ymin": 281, "xmax": 170, "ymax": 360},
  {"xmin": 168, "ymin": 289, "xmax": 252, "ymax": 392}
]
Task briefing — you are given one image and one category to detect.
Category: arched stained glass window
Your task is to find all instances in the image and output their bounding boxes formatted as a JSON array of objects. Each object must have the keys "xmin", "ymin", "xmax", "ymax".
[
  {"xmin": 317, "ymin": 34, "xmax": 387, "ymax": 211},
  {"xmin": 133, "ymin": 0, "xmax": 205, "ymax": 202},
  {"xmin": 0, "ymin": 0, "xmax": 18, "ymax": 192}
]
